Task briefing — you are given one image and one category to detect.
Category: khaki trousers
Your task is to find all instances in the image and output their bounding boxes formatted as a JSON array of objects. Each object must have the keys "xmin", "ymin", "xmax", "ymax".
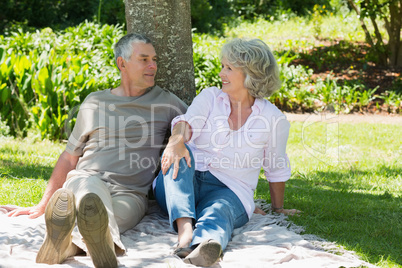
[{"xmin": 63, "ymin": 173, "xmax": 148, "ymax": 253}]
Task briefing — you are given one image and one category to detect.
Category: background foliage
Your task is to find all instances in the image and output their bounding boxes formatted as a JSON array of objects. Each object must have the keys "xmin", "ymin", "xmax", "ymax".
[
  {"xmin": 0, "ymin": 2, "xmax": 401, "ymax": 267},
  {"xmin": 1, "ymin": 0, "xmax": 330, "ymax": 34},
  {"xmin": 0, "ymin": 0, "xmax": 401, "ymax": 141},
  {"xmin": 0, "ymin": 22, "xmax": 122, "ymax": 139},
  {"xmin": 0, "ymin": 0, "xmax": 125, "ymax": 32},
  {"xmin": 190, "ymin": 0, "xmax": 334, "ymax": 33}
]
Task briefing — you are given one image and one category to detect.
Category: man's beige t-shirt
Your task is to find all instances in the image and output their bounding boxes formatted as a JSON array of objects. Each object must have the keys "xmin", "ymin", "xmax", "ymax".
[{"xmin": 65, "ymin": 86, "xmax": 187, "ymax": 195}]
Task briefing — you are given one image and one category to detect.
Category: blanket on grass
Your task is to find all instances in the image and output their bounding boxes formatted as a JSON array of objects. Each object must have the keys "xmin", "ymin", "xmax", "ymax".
[{"xmin": 0, "ymin": 200, "xmax": 375, "ymax": 268}]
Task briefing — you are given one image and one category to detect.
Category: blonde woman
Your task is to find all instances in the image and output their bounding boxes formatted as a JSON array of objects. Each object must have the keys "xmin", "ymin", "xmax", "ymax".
[{"xmin": 153, "ymin": 38, "xmax": 298, "ymax": 267}]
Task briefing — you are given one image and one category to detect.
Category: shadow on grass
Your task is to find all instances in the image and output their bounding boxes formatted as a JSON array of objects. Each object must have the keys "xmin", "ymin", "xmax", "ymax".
[
  {"xmin": 306, "ymin": 167, "xmax": 402, "ymax": 194},
  {"xmin": 0, "ymin": 158, "xmax": 54, "ymax": 180},
  {"xmin": 256, "ymin": 165, "xmax": 401, "ymax": 265}
]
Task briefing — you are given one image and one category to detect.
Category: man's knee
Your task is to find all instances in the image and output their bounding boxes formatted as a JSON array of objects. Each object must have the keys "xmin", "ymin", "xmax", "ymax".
[{"xmin": 112, "ymin": 194, "xmax": 147, "ymax": 232}]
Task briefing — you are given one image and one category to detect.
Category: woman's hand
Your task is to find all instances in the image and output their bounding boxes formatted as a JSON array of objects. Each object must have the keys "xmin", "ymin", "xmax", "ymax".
[
  {"xmin": 1, "ymin": 204, "xmax": 46, "ymax": 219},
  {"xmin": 253, "ymin": 207, "xmax": 267, "ymax": 215},
  {"xmin": 253, "ymin": 206, "xmax": 302, "ymax": 216},
  {"xmin": 273, "ymin": 208, "xmax": 301, "ymax": 216},
  {"xmin": 161, "ymin": 136, "xmax": 191, "ymax": 179}
]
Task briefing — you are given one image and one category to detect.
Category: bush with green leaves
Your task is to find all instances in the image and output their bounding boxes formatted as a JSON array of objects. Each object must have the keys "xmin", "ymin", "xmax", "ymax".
[
  {"xmin": 192, "ymin": 34, "xmax": 223, "ymax": 93},
  {"xmin": 0, "ymin": 21, "xmax": 123, "ymax": 139},
  {"xmin": 1, "ymin": 17, "xmax": 401, "ymax": 141},
  {"xmin": 0, "ymin": 115, "xmax": 10, "ymax": 136},
  {"xmin": 0, "ymin": 0, "xmax": 125, "ymax": 34}
]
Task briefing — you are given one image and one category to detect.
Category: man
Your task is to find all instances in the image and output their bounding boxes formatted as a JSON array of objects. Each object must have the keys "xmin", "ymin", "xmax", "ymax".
[{"xmin": 1, "ymin": 33, "xmax": 187, "ymax": 267}]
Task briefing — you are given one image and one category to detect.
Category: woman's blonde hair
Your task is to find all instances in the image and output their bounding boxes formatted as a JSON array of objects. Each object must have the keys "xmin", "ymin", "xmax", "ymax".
[{"xmin": 221, "ymin": 38, "xmax": 281, "ymax": 98}]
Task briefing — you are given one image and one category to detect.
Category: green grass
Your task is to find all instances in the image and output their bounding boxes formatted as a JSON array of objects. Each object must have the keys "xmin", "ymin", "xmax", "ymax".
[
  {"xmin": 256, "ymin": 121, "xmax": 402, "ymax": 267},
  {"xmin": 0, "ymin": 136, "xmax": 64, "ymax": 206},
  {"xmin": 1, "ymin": 121, "xmax": 401, "ymax": 267},
  {"xmin": 224, "ymin": 14, "xmax": 367, "ymax": 51}
]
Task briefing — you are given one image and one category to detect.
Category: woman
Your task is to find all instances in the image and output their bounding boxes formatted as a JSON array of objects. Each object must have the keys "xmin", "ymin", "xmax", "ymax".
[{"xmin": 153, "ymin": 38, "xmax": 298, "ymax": 267}]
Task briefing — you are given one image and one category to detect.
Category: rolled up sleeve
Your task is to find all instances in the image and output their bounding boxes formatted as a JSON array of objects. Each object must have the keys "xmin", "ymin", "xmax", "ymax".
[{"xmin": 263, "ymin": 116, "xmax": 291, "ymax": 182}]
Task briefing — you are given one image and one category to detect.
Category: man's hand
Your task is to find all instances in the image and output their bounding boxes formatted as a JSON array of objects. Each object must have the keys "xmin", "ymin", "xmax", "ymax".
[
  {"xmin": 161, "ymin": 136, "xmax": 191, "ymax": 179},
  {"xmin": 0, "ymin": 205, "xmax": 45, "ymax": 219}
]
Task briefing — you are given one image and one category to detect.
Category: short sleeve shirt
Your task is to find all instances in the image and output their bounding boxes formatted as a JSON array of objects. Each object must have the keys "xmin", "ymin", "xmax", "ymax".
[{"xmin": 65, "ymin": 86, "xmax": 187, "ymax": 195}]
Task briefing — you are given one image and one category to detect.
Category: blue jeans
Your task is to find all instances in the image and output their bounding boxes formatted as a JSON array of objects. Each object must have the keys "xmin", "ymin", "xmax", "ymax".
[{"xmin": 154, "ymin": 146, "xmax": 249, "ymax": 250}]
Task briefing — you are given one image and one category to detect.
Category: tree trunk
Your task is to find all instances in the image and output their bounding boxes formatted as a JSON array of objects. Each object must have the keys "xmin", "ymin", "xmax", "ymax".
[
  {"xmin": 349, "ymin": 0, "xmax": 402, "ymax": 67},
  {"xmin": 124, "ymin": 0, "xmax": 196, "ymax": 104},
  {"xmin": 348, "ymin": 0, "xmax": 375, "ymax": 47},
  {"xmin": 386, "ymin": 0, "xmax": 402, "ymax": 67}
]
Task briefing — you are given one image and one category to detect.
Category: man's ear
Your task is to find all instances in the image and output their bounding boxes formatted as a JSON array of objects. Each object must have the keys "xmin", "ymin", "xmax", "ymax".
[{"xmin": 117, "ymin": 56, "xmax": 125, "ymax": 71}]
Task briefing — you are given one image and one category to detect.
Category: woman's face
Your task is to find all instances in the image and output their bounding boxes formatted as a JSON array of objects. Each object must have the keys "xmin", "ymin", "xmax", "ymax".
[{"xmin": 219, "ymin": 57, "xmax": 247, "ymax": 95}]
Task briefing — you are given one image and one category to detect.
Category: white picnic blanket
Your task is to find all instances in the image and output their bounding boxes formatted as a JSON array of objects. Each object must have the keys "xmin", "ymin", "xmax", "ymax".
[{"xmin": 0, "ymin": 200, "xmax": 375, "ymax": 268}]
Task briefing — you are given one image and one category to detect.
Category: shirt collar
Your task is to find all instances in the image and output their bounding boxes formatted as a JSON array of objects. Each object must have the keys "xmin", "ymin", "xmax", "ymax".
[
  {"xmin": 252, "ymin": 98, "xmax": 265, "ymax": 114},
  {"xmin": 217, "ymin": 89, "xmax": 265, "ymax": 114},
  {"xmin": 217, "ymin": 90, "xmax": 230, "ymax": 107}
]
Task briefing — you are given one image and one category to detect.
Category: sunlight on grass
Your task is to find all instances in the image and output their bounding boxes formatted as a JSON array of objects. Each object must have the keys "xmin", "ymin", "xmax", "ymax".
[
  {"xmin": 1, "ymin": 121, "xmax": 401, "ymax": 267},
  {"xmin": 224, "ymin": 14, "xmax": 366, "ymax": 52},
  {"xmin": 255, "ymin": 121, "xmax": 401, "ymax": 267},
  {"xmin": 0, "ymin": 137, "xmax": 64, "ymax": 206}
]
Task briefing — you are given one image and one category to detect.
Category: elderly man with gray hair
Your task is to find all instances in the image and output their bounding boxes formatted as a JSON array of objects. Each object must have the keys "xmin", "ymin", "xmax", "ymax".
[{"xmin": 1, "ymin": 33, "xmax": 187, "ymax": 267}]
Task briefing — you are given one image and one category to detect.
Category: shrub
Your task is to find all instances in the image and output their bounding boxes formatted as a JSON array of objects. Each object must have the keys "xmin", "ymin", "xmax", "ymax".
[
  {"xmin": 0, "ymin": 21, "xmax": 123, "ymax": 139},
  {"xmin": 1, "ymin": 17, "xmax": 400, "ymax": 140},
  {"xmin": 0, "ymin": 115, "xmax": 10, "ymax": 137},
  {"xmin": 0, "ymin": 0, "xmax": 125, "ymax": 34},
  {"xmin": 192, "ymin": 34, "xmax": 224, "ymax": 93}
]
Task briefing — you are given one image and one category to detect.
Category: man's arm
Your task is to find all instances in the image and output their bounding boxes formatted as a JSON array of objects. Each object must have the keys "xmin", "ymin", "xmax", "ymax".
[{"xmin": 3, "ymin": 151, "xmax": 79, "ymax": 218}]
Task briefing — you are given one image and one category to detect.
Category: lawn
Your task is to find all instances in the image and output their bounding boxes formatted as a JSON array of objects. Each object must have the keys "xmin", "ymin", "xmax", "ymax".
[
  {"xmin": 0, "ymin": 137, "xmax": 64, "ymax": 206},
  {"xmin": 1, "ymin": 120, "xmax": 401, "ymax": 267},
  {"xmin": 256, "ymin": 120, "xmax": 401, "ymax": 267}
]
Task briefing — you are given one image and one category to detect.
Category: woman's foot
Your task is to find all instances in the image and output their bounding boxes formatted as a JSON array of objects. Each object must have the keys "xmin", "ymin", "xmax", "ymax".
[
  {"xmin": 176, "ymin": 217, "xmax": 193, "ymax": 248},
  {"xmin": 183, "ymin": 239, "xmax": 222, "ymax": 267}
]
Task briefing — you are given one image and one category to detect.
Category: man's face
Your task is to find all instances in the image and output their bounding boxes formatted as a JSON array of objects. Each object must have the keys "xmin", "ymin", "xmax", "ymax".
[{"xmin": 124, "ymin": 42, "xmax": 157, "ymax": 90}]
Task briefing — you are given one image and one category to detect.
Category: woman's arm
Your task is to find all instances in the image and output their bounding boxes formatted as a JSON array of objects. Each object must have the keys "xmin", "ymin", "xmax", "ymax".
[
  {"xmin": 260, "ymin": 116, "xmax": 300, "ymax": 216},
  {"xmin": 161, "ymin": 121, "xmax": 192, "ymax": 179},
  {"xmin": 254, "ymin": 182, "xmax": 300, "ymax": 216},
  {"xmin": 269, "ymin": 181, "xmax": 285, "ymax": 211},
  {"xmin": 269, "ymin": 182, "xmax": 300, "ymax": 215}
]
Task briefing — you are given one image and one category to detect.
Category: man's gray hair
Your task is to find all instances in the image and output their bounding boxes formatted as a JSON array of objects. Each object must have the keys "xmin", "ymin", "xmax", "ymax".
[
  {"xmin": 221, "ymin": 38, "xmax": 281, "ymax": 98},
  {"xmin": 114, "ymin": 33, "xmax": 152, "ymax": 68}
]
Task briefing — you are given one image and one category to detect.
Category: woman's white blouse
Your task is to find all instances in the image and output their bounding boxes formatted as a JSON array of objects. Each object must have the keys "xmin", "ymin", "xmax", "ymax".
[{"xmin": 172, "ymin": 87, "xmax": 291, "ymax": 219}]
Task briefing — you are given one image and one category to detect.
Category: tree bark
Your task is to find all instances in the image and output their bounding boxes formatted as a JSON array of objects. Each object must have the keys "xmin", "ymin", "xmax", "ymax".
[
  {"xmin": 349, "ymin": 0, "xmax": 402, "ymax": 67},
  {"xmin": 387, "ymin": 0, "xmax": 402, "ymax": 66},
  {"xmin": 124, "ymin": 0, "xmax": 196, "ymax": 104},
  {"xmin": 348, "ymin": 0, "xmax": 375, "ymax": 47}
]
